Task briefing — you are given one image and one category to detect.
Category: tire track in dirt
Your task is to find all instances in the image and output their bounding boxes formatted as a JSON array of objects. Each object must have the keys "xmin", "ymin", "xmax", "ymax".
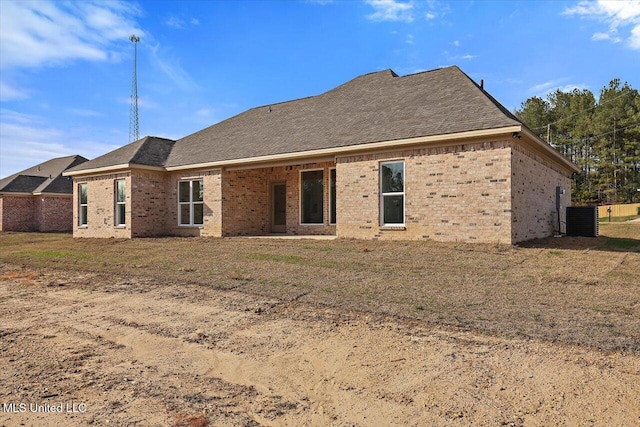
[{"xmin": 2, "ymin": 268, "xmax": 640, "ymax": 426}]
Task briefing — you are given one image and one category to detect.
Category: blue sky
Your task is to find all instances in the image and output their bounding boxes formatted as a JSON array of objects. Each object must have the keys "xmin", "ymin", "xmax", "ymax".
[{"xmin": 1, "ymin": 0, "xmax": 638, "ymax": 178}]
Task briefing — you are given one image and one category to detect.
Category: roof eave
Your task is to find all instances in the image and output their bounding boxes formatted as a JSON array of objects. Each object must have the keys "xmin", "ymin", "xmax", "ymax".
[
  {"xmin": 520, "ymin": 128, "xmax": 580, "ymax": 174},
  {"xmin": 0, "ymin": 191, "xmax": 33, "ymax": 196},
  {"xmin": 63, "ymin": 163, "xmax": 165, "ymax": 177}
]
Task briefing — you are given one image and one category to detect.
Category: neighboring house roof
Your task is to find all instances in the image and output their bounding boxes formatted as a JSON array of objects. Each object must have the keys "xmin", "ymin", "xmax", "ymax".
[
  {"xmin": 0, "ymin": 155, "xmax": 88, "ymax": 195},
  {"xmin": 65, "ymin": 66, "xmax": 579, "ymax": 175}
]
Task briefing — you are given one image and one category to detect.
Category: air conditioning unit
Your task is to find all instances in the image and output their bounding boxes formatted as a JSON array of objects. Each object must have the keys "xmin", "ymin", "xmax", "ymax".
[{"xmin": 566, "ymin": 206, "xmax": 598, "ymax": 237}]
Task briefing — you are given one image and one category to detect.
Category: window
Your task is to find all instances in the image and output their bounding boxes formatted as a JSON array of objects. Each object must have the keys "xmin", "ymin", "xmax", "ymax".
[
  {"xmin": 301, "ymin": 170, "xmax": 324, "ymax": 224},
  {"xmin": 79, "ymin": 183, "xmax": 88, "ymax": 226},
  {"xmin": 179, "ymin": 179, "xmax": 204, "ymax": 226},
  {"xmin": 330, "ymin": 168, "xmax": 336, "ymax": 224},
  {"xmin": 115, "ymin": 179, "xmax": 126, "ymax": 226},
  {"xmin": 380, "ymin": 161, "xmax": 405, "ymax": 225}
]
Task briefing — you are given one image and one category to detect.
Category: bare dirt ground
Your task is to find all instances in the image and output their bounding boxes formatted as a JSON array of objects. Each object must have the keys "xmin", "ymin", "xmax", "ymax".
[{"xmin": 1, "ymin": 263, "xmax": 639, "ymax": 426}]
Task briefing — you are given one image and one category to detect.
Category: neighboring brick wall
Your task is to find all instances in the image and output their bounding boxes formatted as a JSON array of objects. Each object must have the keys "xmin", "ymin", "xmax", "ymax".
[
  {"xmin": 0, "ymin": 195, "xmax": 36, "ymax": 231},
  {"xmin": 222, "ymin": 162, "xmax": 336, "ymax": 236},
  {"xmin": 511, "ymin": 143, "xmax": 572, "ymax": 243},
  {"xmin": 73, "ymin": 172, "xmax": 132, "ymax": 238},
  {"xmin": 165, "ymin": 169, "xmax": 222, "ymax": 237},
  {"xmin": 37, "ymin": 196, "xmax": 73, "ymax": 231},
  {"xmin": 336, "ymin": 140, "xmax": 513, "ymax": 244}
]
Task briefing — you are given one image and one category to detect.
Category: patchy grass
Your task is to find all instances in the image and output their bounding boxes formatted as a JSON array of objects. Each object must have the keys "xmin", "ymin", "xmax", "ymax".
[
  {"xmin": 15, "ymin": 249, "xmax": 93, "ymax": 260},
  {"xmin": 599, "ymin": 214, "xmax": 640, "ymax": 223},
  {"xmin": 1, "ymin": 223, "xmax": 639, "ymax": 353},
  {"xmin": 604, "ymin": 239, "xmax": 640, "ymax": 249}
]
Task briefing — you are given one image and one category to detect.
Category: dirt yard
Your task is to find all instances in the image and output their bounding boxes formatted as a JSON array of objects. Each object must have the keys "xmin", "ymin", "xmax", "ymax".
[{"xmin": 1, "ymin": 225, "xmax": 639, "ymax": 426}]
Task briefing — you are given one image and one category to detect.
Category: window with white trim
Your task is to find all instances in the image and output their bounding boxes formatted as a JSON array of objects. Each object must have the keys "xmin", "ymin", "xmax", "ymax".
[
  {"xmin": 115, "ymin": 179, "xmax": 126, "ymax": 226},
  {"xmin": 330, "ymin": 168, "xmax": 336, "ymax": 224},
  {"xmin": 380, "ymin": 161, "xmax": 405, "ymax": 225},
  {"xmin": 301, "ymin": 170, "xmax": 324, "ymax": 224},
  {"xmin": 79, "ymin": 183, "xmax": 88, "ymax": 226},
  {"xmin": 179, "ymin": 179, "xmax": 204, "ymax": 226}
]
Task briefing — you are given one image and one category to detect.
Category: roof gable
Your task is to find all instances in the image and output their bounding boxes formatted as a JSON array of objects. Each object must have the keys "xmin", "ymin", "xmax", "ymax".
[
  {"xmin": 66, "ymin": 136, "xmax": 176, "ymax": 174},
  {"xmin": 0, "ymin": 155, "xmax": 88, "ymax": 194}
]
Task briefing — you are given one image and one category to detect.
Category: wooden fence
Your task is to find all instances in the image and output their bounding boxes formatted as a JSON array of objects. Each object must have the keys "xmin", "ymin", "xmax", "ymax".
[{"xmin": 597, "ymin": 203, "xmax": 640, "ymax": 218}]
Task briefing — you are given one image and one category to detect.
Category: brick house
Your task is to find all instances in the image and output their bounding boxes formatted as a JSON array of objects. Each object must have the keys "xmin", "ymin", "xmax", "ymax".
[
  {"xmin": 0, "ymin": 155, "xmax": 88, "ymax": 231},
  {"xmin": 64, "ymin": 66, "xmax": 578, "ymax": 244}
]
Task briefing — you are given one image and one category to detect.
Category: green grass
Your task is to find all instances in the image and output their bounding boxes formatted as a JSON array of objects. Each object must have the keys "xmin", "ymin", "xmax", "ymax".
[
  {"xmin": 604, "ymin": 239, "xmax": 640, "ymax": 249},
  {"xmin": 599, "ymin": 214, "xmax": 640, "ymax": 223}
]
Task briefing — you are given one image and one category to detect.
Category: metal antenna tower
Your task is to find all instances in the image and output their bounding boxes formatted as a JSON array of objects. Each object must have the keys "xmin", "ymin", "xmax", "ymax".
[{"xmin": 129, "ymin": 34, "xmax": 140, "ymax": 143}]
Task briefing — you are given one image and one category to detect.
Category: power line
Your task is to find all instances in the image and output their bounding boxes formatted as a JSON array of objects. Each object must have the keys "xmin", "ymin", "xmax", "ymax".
[
  {"xmin": 550, "ymin": 122, "xmax": 639, "ymax": 145},
  {"xmin": 530, "ymin": 91, "xmax": 631, "ymax": 132}
]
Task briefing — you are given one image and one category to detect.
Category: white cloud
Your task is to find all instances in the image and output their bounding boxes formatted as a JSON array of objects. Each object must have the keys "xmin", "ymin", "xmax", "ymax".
[
  {"xmin": 0, "ymin": 0, "xmax": 143, "ymax": 70},
  {"xmin": 564, "ymin": 0, "xmax": 640, "ymax": 50},
  {"xmin": 165, "ymin": 16, "xmax": 185, "ymax": 29},
  {"xmin": 557, "ymin": 83, "xmax": 589, "ymax": 93},
  {"xmin": 149, "ymin": 44, "xmax": 198, "ymax": 91},
  {"xmin": 452, "ymin": 40, "xmax": 460, "ymax": 46},
  {"xmin": 0, "ymin": 109, "xmax": 118, "ymax": 177},
  {"xmin": 425, "ymin": 12, "xmax": 436, "ymax": 20},
  {"xmin": 461, "ymin": 54, "xmax": 476, "ymax": 60},
  {"xmin": 631, "ymin": 22, "xmax": 640, "ymax": 49},
  {"xmin": 68, "ymin": 108, "xmax": 103, "ymax": 117},
  {"xmin": 365, "ymin": 0, "xmax": 414, "ymax": 23},
  {"xmin": 528, "ymin": 79, "xmax": 588, "ymax": 97},
  {"xmin": 0, "ymin": 80, "xmax": 30, "ymax": 101},
  {"xmin": 406, "ymin": 34, "xmax": 414, "ymax": 44},
  {"xmin": 165, "ymin": 16, "xmax": 201, "ymax": 29},
  {"xmin": 592, "ymin": 32, "xmax": 622, "ymax": 42},
  {"xmin": 529, "ymin": 79, "xmax": 567, "ymax": 93},
  {"xmin": 195, "ymin": 108, "xmax": 211, "ymax": 117}
]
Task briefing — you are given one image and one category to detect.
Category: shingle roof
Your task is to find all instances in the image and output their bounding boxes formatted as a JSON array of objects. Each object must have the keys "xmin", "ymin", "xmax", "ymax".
[
  {"xmin": 67, "ymin": 66, "xmax": 530, "ymax": 174},
  {"xmin": 166, "ymin": 66, "xmax": 522, "ymax": 168},
  {"xmin": 66, "ymin": 136, "xmax": 175, "ymax": 173},
  {"xmin": 0, "ymin": 155, "xmax": 88, "ymax": 194}
]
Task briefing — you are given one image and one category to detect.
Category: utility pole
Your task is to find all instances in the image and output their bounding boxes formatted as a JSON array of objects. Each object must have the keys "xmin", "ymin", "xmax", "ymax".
[
  {"xmin": 547, "ymin": 123, "xmax": 551, "ymax": 144},
  {"xmin": 613, "ymin": 116, "xmax": 617, "ymax": 199},
  {"xmin": 129, "ymin": 34, "xmax": 140, "ymax": 143}
]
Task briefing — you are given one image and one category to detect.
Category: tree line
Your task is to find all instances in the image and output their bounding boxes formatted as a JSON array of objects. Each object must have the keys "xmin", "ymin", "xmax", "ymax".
[{"xmin": 515, "ymin": 79, "xmax": 640, "ymax": 205}]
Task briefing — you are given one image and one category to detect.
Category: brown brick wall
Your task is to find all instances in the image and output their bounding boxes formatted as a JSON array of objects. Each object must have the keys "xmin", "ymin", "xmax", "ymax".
[
  {"xmin": 336, "ymin": 140, "xmax": 514, "ymax": 243},
  {"xmin": 0, "ymin": 195, "xmax": 36, "ymax": 231},
  {"xmin": 222, "ymin": 162, "xmax": 336, "ymax": 236},
  {"xmin": 165, "ymin": 169, "xmax": 222, "ymax": 237},
  {"xmin": 131, "ymin": 170, "xmax": 168, "ymax": 237},
  {"xmin": 0, "ymin": 195, "xmax": 72, "ymax": 232},
  {"xmin": 37, "ymin": 196, "xmax": 73, "ymax": 231},
  {"xmin": 511, "ymin": 143, "xmax": 572, "ymax": 243},
  {"xmin": 73, "ymin": 172, "xmax": 132, "ymax": 238},
  {"xmin": 69, "ymin": 140, "xmax": 572, "ymax": 243}
]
